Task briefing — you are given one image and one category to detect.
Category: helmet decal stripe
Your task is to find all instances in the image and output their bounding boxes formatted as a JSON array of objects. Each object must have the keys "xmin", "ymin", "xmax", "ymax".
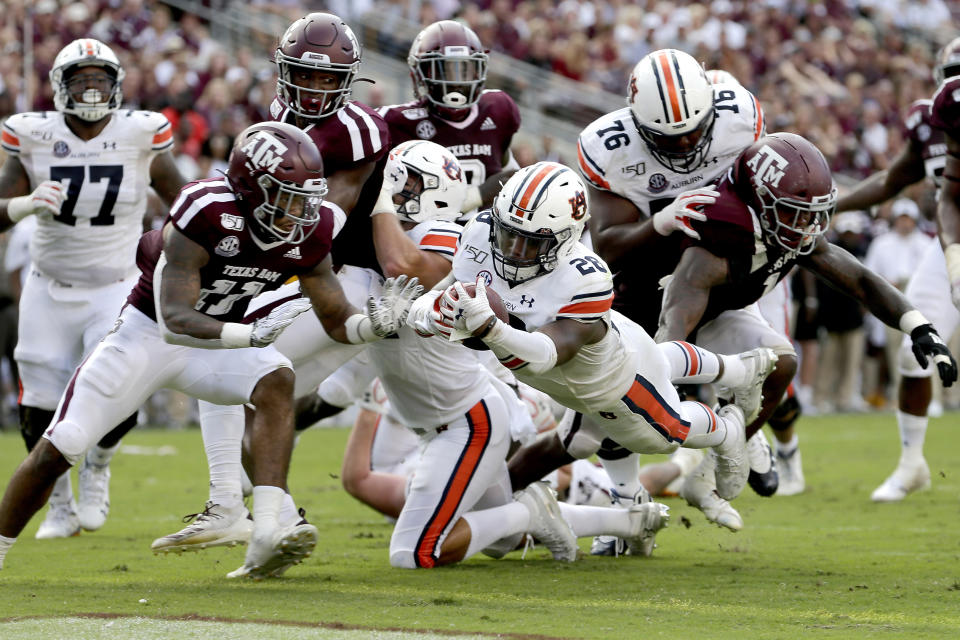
[
  {"xmin": 512, "ymin": 163, "xmax": 550, "ymax": 210},
  {"xmin": 656, "ymin": 51, "xmax": 683, "ymax": 123},
  {"xmin": 670, "ymin": 51, "xmax": 690, "ymax": 120},
  {"xmin": 515, "ymin": 164, "xmax": 559, "ymax": 213}
]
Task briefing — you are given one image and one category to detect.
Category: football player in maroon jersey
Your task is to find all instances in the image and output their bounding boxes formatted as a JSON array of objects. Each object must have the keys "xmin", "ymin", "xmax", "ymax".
[
  {"xmin": 0, "ymin": 122, "xmax": 421, "ymax": 578},
  {"xmin": 378, "ymin": 20, "xmax": 521, "ymax": 220},
  {"xmin": 834, "ymin": 38, "xmax": 960, "ymax": 502}
]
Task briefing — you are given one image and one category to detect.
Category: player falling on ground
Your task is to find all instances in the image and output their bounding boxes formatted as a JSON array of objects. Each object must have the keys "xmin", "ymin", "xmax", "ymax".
[
  {"xmin": 0, "ymin": 38, "xmax": 186, "ymax": 539},
  {"xmin": 834, "ymin": 38, "xmax": 960, "ymax": 502},
  {"xmin": 0, "ymin": 122, "xmax": 420, "ymax": 577},
  {"xmin": 409, "ymin": 162, "xmax": 778, "ymax": 535}
]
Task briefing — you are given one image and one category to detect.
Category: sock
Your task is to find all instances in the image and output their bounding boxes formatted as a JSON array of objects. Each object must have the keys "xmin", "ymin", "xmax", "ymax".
[
  {"xmin": 597, "ymin": 454, "xmax": 642, "ymax": 501},
  {"xmin": 49, "ymin": 472, "xmax": 73, "ymax": 506},
  {"xmin": 678, "ymin": 401, "xmax": 726, "ymax": 448},
  {"xmin": 715, "ymin": 354, "xmax": 748, "ymax": 387},
  {"xmin": 85, "ymin": 442, "xmax": 120, "ymax": 468},
  {"xmin": 461, "ymin": 502, "xmax": 530, "ymax": 560},
  {"xmin": 279, "ymin": 492, "xmax": 300, "ymax": 527},
  {"xmin": 777, "ymin": 433, "xmax": 799, "ymax": 457},
  {"xmin": 896, "ymin": 411, "xmax": 928, "ymax": 466},
  {"xmin": 557, "ymin": 503, "xmax": 633, "ymax": 538},
  {"xmin": 251, "ymin": 485, "xmax": 284, "ymax": 536},
  {"xmin": 0, "ymin": 534, "xmax": 15, "ymax": 570},
  {"xmin": 198, "ymin": 402, "xmax": 245, "ymax": 509},
  {"xmin": 659, "ymin": 341, "xmax": 721, "ymax": 383}
]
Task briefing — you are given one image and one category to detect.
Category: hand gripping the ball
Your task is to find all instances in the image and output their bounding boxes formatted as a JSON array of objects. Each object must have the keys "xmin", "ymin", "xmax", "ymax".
[
  {"xmin": 250, "ymin": 297, "xmax": 313, "ymax": 347},
  {"xmin": 367, "ymin": 275, "xmax": 424, "ymax": 337},
  {"xmin": 440, "ymin": 278, "xmax": 497, "ymax": 338},
  {"xmin": 406, "ymin": 289, "xmax": 454, "ymax": 338},
  {"xmin": 651, "ymin": 186, "xmax": 718, "ymax": 239},
  {"xmin": 911, "ymin": 323, "xmax": 958, "ymax": 387}
]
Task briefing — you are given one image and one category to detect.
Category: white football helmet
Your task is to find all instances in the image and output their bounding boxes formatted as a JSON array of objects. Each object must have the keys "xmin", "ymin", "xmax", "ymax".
[
  {"xmin": 628, "ymin": 49, "xmax": 715, "ymax": 174},
  {"xmin": 385, "ymin": 140, "xmax": 468, "ymax": 223},
  {"xmin": 934, "ymin": 36, "xmax": 960, "ymax": 86},
  {"xmin": 705, "ymin": 68, "xmax": 741, "ymax": 86},
  {"xmin": 490, "ymin": 162, "xmax": 589, "ymax": 284},
  {"xmin": 50, "ymin": 39, "xmax": 125, "ymax": 122}
]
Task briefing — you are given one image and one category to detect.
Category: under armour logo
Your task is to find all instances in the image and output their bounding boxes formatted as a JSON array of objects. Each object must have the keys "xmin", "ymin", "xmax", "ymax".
[
  {"xmin": 455, "ymin": 309, "xmax": 465, "ymax": 321},
  {"xmin": 103, "ymin": 141, "xmax": 116, "ymax": 150},
  {"xmin": 519, "ymin": 295, "xmax": 534, "ymax": 307}
]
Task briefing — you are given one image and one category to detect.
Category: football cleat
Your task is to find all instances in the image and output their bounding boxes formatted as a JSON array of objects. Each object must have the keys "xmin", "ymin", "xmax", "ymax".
[
  {"xmin": 35, "ymin": 500, "xmax": 81, "ymax": 539},
  {"xmin": 151, "ymin": 501, "xmax": 253, "ymax": 554},
  {"xmin": 625, "ymin": 488, "xmax": 670, "ymax": 557},
  {"xmin": 870, "ymin": 460, "xmax": 930, "ymax": 503},
  {"xmin": 77, "ymin": 456, "xmax": 111, "ymax": 531},
  {"xmin": 746, "ymin": 430, "xmax": 779, "ymax": 497},
  {"xmin": 680, "ymin": 452, "xmax": 743, "ymax": 531},
  {"xmin": 516, "ymin": 481, "xmax": 579, "ymax": 562},
  {"xmin": 227, "ymin": 517, "xmax": 318, "ymax": 580},
  {"xmin": 730, "ymin": 347, "xmax": 778, "ymax": 423},
  {"xmin": 775, "ymin": 446, "xmax": 806, "ymax": 496},
  {"xmin": 589, "ymin": 487, "xmax": 630, "ymax": 557},
  {"xmin": 713, "ymin": 405, "xmax": 748, "ymax": 500}
]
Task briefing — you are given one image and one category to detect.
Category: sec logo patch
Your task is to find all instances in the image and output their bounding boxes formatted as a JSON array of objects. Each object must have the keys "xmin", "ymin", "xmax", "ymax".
[
  {"xmin": 648, "ymin": 173, "xmax": 668, "ymax": 193},
  {"xmin": 416, "ymin": 120, "xmax": 436, "ymax": 140}
]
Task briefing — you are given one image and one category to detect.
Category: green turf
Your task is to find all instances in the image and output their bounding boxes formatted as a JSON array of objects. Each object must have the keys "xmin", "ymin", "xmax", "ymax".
[{"xmin": 0, "ymin": 412, "xmax": 958, "ymax": 639}]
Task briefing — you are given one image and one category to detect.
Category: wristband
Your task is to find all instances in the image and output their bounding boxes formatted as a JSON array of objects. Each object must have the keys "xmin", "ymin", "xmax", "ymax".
[
  {"xmin": 474, "ymin": 315, "xmax": 498, "ymax": 340},
  {"xmin": 345, "ymin": 313, "xmax": 378, "ymax": 344},
  {"xmin": 945, "ymin": 243, "xmax": 960, "ymax": 283},
  {"xmin": 898, "ymin": 309, "xmax": 929, "ymax": 335},
  {"xmin": 6, "ymin": 196, "xmax": 32, "ymax": 223},
  {"xmin": 220, "ymin": 322, "xmax": 253, "ymax": 348}
]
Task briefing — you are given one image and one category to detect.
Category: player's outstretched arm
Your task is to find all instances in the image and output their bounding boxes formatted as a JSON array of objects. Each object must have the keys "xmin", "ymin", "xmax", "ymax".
[
  {"xmin": 656, "ymin": 246, "xmax": 730, "ymax": 343},
  {"xmin": 340, "ymin": 407, "xmax": 407, "ymax": 519},
  {"xmin": 149, "ymin": 151, "xmax": 188, "ymax": 207},
  {"xmin": 835, "ymin": 142, "xmax": 925, "ymax": 214},
  {"xmin": 801, "ymin": 240, "xmax": 957, "ymax": 386},
  {"xmin": 327, "ymin": 162, "xmax": 377, "ymax": 216},
  {"xmin": 587, "ymin": 184, "xmax": 657, "ymax": 264}
]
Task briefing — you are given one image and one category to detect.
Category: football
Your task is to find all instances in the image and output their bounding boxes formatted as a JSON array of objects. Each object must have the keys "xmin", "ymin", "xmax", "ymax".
[{"xmin": 437, "ymin": 281, "xmax": 509, "ymax": 350}]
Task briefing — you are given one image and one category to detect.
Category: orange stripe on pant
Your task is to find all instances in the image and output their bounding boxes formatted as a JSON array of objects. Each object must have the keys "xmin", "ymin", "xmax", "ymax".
[
  {"xmin": 621, "ymin": 374, "xmax": 690, "ymax": 443},
  {"xmin": 414, "ymin": 401, "xmax": 491, "ymax": 568}
]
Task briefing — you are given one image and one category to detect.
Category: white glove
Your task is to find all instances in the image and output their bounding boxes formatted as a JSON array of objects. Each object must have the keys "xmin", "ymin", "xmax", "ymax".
[
  {"xmin": 382, "ymin": 153, "xmax": 408, "ymax": 197},
  {"xmin": 651, "ymin": 186, "xmax": 718, "ymax": 239},
  {"xmin": 250, "ymin": 297, "xmax": 313, "ymax": 347},
  {"xmin": 407, "ymin": 289, "xmax": 453, "ymax": 338},
  {"xmin": 8, "ymin": 180, "xmax": 66, "ymax": 222},
  {"xmin": 439, "ymin": 278, "xmax": 496, "ymax": 339},
  {"xmin": 367, "ymin": 275, "xmax": 423, "ymax": 337}
]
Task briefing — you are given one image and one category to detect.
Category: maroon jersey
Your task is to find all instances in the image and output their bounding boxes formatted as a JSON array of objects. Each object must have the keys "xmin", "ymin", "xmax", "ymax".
[
  {"xmin": 127, "ymin": 177, "xmax": 334, "ymax": 323},
  {"xmin": 378, "ymin": 90, "xmax": 520, "ymax": 188},
  {"xmin": 905, "ymin": 99, "xmax": 947, "ymax": 184}
]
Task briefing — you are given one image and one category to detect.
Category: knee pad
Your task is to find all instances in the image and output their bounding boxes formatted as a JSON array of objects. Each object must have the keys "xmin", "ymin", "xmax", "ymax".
[
  {"xmin": 558, "ymin": 412, "xmax": 602, "ymax": 460},
  {"xmin": 597, "ymin": 438, "xmax": 632, "ymax": 461},
  {"xmin": 389, "ymin": 548, "xmax": 417, "ymax": 569},
  {"xmin": 44, "ymin": 419, "xmax": 93, "ymax": 465},
  {"xmin": 19, "ymin": 405, "xmax": 56, "ymax": 452},
  {"xmin": 768, "ymin": 396, "xmax": 801, "ymax": 432}
]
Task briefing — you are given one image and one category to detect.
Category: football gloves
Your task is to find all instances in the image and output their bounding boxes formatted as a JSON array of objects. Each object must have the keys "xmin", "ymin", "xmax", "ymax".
[
  {"xmin": 250, "ymin": 297, "xmax": 313, "ymax": 347},
  {"xmin": 910, "ymin": 323, "xmax": 957, "ymax": 387},
  {"xmin": 440, "ymin": 278, "xmax": 496, "ymax": 338},
  {"xmin": 651, "ymin": 186, "xmax": 717, "ymax": 239},
  {"xmin": 367, "ymin": 275, "xmax": 423, "ymax": 337},
  {"xmin": 8, "ymin": 180, "xmax": 67, "ymax": 222}
]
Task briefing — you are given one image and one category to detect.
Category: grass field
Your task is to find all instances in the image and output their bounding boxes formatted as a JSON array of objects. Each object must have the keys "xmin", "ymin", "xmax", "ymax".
[{"xmin": 0, "ymin": 411, "xmax": 958, "ymax": 639}]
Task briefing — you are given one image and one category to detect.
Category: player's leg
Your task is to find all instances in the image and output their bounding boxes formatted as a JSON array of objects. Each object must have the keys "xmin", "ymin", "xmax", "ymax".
[{"xmin": 872, "ymin": 243, "xmax": 960, "ymax": 502}]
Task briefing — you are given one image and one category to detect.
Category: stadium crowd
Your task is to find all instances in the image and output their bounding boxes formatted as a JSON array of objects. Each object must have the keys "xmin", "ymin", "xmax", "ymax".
[{"xmin": 0, "ymin": 0, "xmax": 957, "ymax": 434}]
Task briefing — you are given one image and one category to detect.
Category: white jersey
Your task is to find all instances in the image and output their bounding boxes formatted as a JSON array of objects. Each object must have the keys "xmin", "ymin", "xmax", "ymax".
[
  {"xmin": 368, "ymin": 219, "xmax": 498, "ymax": 428},
  {"xmin": 452, "ymin": 213, "xmax": 639, "ymax": 414},
  {"xmin": 576, "ymin": 82, "xmax": 763, "ymax": 217},
  {"xmin": 2, "ymin": 109, "xmax": 173, "ymax": 286}
]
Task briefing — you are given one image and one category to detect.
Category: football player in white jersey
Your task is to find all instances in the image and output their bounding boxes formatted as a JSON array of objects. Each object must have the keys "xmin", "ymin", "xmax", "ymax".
[
  {"xmin": 0, "ymin": 39, "xmax": 186, "ymax": 539},
  {"xmin": 410, "ymin": 162, "xmax": 778, "ymax": 535}
]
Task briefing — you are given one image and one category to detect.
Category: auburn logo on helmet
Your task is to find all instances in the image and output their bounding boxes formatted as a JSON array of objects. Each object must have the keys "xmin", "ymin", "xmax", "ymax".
[
  {"xmin": 442, "ymin": 156, "xmax": 462, "ymax": 181},
  {"xmin": 569, "ymin": 190, "xmax": 587, "ymax": 220}
]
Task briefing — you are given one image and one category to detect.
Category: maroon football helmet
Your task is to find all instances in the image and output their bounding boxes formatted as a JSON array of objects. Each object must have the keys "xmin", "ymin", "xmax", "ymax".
[
  {"xmin": 735, "ymin": 132, "xmax": 837, "ymax": 255},
  {"xmin": 226, "ymin": 121, "xmax": 328, "ymax": 245},
  {"xmin": 407, "ymin": 20, "xmax": 488, "ymax": 114},
  {"xmin": 275, "ymin": 12, "xmax": 361, "ymax": 119},
  {"xmin": 935, "ymin": 36, "xmax": 960, "ymax": 86}
]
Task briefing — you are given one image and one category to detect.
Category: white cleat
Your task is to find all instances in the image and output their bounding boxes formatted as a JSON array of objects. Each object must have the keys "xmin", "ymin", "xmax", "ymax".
[
  {"xmin": 871, "ymin": 460, "xmax": 930, "ymax": 503},
  {"xmin": 35, "ymin": 501, "xmax": 81, "ymax": 539},
  {"xmin": 713, "ymin": 405, "xmax": 749, "ymax": 500},
  {"xmin": 516, "ymin": 481, "xmax": 579, "ymax": 562},
  {"xmin": 746, "ymin": 430, "xmax": 779, "ymax": 497},
  {"xmin": 775, "ymin": 446, "xmax": 806, "ymax": 496},
  {"xmin": 227, "ymin": 518, "xmax": 317, "ymax": 580},
  {"xmin": 589, "ymin": 488, "xmax": 630, "ymax": 557},
  {"xmin": 77, "ymin": 457, "xmax": 111, "ymax": 531},
  {"xmin": 680, "ymin": 453, "xmax": 743, "ymax": 532},
  {"xmin": 625, "ymin": 489, "xmax": 670, "ymax": 557},
  {"xmin": 730, "ymin": 347, "xmax": 778, "ymax": 423},
  {"xmin": 152, "ymin": 501, "xmax": 253, "ymax": 554}
]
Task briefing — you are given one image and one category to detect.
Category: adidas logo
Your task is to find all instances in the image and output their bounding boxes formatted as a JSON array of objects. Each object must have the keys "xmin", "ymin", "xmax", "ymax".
[
  {"xmin": 283, "ymin": 246, "xmax": 302, "ymax": 259},
  {"xmin": 480, "ymin": 117, "xmax": 496, "ymax": 131}
]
